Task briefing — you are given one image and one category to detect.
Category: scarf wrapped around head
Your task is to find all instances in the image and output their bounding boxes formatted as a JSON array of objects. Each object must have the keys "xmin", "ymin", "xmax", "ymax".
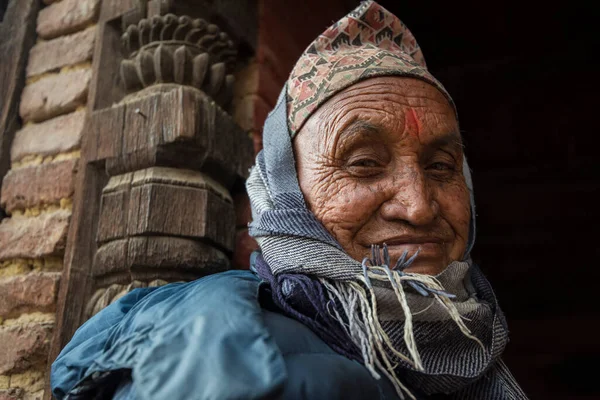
[{"xmin": 247, "ymin": 1, "xmax": 527, "ymax": 398}]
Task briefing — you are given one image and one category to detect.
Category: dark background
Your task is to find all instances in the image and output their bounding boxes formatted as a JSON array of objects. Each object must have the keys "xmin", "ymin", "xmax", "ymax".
[
  {"xmin": 259, "ymin": 0, "xmax": 599, "ymax": 398},
  {"xmin": 374, "ymin": 1, "xmax": 599, "ymax": 398}
]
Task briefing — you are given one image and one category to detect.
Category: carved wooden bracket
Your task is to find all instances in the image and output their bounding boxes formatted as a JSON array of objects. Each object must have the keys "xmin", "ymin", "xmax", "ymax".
[
  {"xmin": 83, "ymin": 83, "xmax": 251, "ymax": 290},
  {"xmin": 94, "ymin": 166, "xmax": 234, "ymax": 286},
  {"xmin": 120, "ymin": 14, "xmax": 237, "ymax": 108},
  {"xmin": 50, "ymin": 0, "xmax": 256, "ymax": 362},
  {"xmin": 88, "ymin": 85, "xmax": 250, "ymax": 182}
]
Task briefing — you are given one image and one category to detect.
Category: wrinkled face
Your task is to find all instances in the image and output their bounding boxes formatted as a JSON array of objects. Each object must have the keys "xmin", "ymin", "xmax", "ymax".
[{"xmin": 294, "ymin": 77, "xmax": 470, "ymax": 275}]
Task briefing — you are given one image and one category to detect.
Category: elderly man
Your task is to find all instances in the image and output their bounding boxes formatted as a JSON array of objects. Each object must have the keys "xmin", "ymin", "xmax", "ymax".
[{"xmin": 51, "ymin": 1, "xmax": 527, "ymax": 399}]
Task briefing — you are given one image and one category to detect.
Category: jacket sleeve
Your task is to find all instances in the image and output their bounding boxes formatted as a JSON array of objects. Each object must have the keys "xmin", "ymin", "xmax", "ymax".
[
  {"xmin": 50, "ymin": 271, "xmax": 287, "ymax": 400},
  {"xmin": 50, "ymin": 287, "xmax": 156, "ymax": 399}
]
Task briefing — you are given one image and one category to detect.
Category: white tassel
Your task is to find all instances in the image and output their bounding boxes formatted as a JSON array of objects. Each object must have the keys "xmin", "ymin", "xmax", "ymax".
[{"xmin": 319, "ymin": 265, "xmax": 486, "ymax": 400}]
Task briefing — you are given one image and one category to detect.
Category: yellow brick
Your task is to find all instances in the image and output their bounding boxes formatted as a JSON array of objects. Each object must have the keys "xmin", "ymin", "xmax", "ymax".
[
  {"xmin": 11, "ymin": 149, "xmax": 80, "ymax": 170},
  {"xmin": 0, "ymin": 259, "xmax": 32, "ymax": 277},
  {"xmin": 24, "ymin": 389, "xmax": 44, "ymax": 400},
  {"xmin": 25, "ymin": 71, "xmax": 55, "ymax": 85},
  {"xmin": 0, "ymin": 375, "xmax": 9, "ymax": 389},
  {"xmin": 11, "ymin": 154, "xmax": 44, "ymax": 168},
  {"xmin": 60, "ymin": 61, "xmax": 93, "ymax": 74},
  {"xmin": 2, "ymin": 312, "xmax": 55, "ymax": 326},
  {"xmin": 8, "ymin": 201, "xmax": 71, "ymax": 219},
  {"xmin": 59, "ymin": 197, "xmax": 73, "ymax": 209},
  {"xmin": 53, "ymin": 149, "xmax": 81, "ymax": 162},
  {"xmin": 9, "ymin": 370, "xmax": 45, "ymax": 392}
]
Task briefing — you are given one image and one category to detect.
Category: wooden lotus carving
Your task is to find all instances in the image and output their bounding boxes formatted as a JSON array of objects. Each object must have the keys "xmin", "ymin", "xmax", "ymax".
[{"xmin": 120, "ymin": 14, "xmax": 237, "ymax": 107}]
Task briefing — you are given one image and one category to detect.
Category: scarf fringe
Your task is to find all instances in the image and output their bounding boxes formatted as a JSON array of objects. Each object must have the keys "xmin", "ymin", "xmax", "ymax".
[{"xmin": 320, "ymin": 266, "xmax": 486, "ymax": 400}]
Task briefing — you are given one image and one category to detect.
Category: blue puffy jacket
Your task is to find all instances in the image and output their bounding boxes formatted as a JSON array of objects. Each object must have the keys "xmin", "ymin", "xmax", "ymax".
[{"xmin": 51, "ymin": 270, "xmax": 401, "ymax": 399}]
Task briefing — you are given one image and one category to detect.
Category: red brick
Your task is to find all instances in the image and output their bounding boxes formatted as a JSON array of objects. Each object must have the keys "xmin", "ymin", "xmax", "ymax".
[
  {"xmin": 0, "ymin": 210, "xmax": 71, "ymax": 261},
  {"xmin": 37, "ymin": 0, "xmax": 101, "ymax": 40},
  {"xmin": 0, "ymin": 389, "xmax": 24, "ymax": 400},
  {"xmin": 11, "ymin": 111, "xmax": 85, "ymax": 162},
  {"xmin": 233, "ymin": 62, "xmax": 259, "ymax": 99},
  {"xmin": 0, "ymin": 323, "xmax": 53, "ymax": 375},
  {"xmin": 233, "ymin": 94, "xmax": 271, "ymax": 133},
  {"xmin": 19, "ymin": 68, "xmax": 91, "ymax": 123},
  {"xmin": 253, "ymin": 95, "xmax": 272, "ymax": 131},
  {"xmin": 27, "ymin": 26, "xmax": 96, "ymax": 78},
  {"xmin": 257, "ymin": 63, "xmax": 283, "ymax": 107},
  {"xmin": 232, "ymin": 229, "xmax": 258, "ymax": 269},
  {"xmin": 0, "ymin": 273, "xmax": 61, "ymax": 319},
  {"xmin": 1, "ymin": 160, "xmax": 78, "ymax": 213},
  {"xmin": 252, "ymin": 131, "xmax": 263, "ymax": 154},
  {"xmin": 233, "ymin": 95, "xmax": 256, "ymax": 132}
]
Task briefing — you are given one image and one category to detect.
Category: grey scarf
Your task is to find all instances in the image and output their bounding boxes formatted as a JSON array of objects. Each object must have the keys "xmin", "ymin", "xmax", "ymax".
[{"xmin": 247, "ymin": 87, "xmax": 527, "ymax": 399}]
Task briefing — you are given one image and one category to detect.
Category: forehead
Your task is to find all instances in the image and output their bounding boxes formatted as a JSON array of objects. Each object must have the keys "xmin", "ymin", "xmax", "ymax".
[{"xmin": 298, "ymin": 77, "xmax": 459, "ymax": 148}]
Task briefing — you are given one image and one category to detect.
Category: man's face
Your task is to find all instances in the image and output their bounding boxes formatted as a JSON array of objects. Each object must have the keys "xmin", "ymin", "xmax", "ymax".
[{"xmin": 294, "ymin": 77, "xmax": 470, "ymax": 275}]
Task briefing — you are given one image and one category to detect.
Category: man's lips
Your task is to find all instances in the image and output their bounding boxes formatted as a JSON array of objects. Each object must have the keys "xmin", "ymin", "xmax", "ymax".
[
  {"xmin": 363, "ymin": 236, "xmax": 446, "ymax": 247},
  {"xmin": 382, "ymin": 237, "xmax": 444, "ymax": 246}
]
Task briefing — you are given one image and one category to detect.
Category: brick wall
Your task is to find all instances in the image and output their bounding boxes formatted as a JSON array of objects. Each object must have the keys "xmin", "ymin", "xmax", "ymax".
[{"xmin": 0, "ymin": 0, "xmax": 100, "ymax": 398}]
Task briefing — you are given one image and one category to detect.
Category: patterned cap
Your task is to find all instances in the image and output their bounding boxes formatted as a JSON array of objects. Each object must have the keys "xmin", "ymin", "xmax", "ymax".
[{"xmin": 286, "ymin": 0, "xmax": 452, "ymax": 136}]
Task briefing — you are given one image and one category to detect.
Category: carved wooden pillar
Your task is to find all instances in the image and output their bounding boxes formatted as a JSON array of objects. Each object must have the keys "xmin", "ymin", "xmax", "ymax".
[{"xmin": 49, "ymin": 0, "xmax": 256, "ymax": 379}]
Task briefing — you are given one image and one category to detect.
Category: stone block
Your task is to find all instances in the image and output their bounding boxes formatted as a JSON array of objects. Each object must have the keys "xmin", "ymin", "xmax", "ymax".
[
  {"xmin": 1, "ymin": 159, "xmax": 78, "ymax": 213},
  {"xmin": 0, "ymin": 273, "xmax": 61, "ymax": 319},
  {"xmin": 19, "ymin": 68, "xmax": 91, "ymax": 123},
  {"xmin": 27, "ymin": 26, "xmax": 96, "ymax": 78},
  {"xmin": 0, "ymin": 323, "xmax": 53, "ymax": 375},
  {"xmin": 37, "ymin": 0, "xmax": 101, "ymax": 40},
  {"xmin": 0, "ymin": 210, "xmax": 71, "ymax": 261},
  {"xmin": 11, "ymin": 111, "xmax": 85, "ymax": 162}
]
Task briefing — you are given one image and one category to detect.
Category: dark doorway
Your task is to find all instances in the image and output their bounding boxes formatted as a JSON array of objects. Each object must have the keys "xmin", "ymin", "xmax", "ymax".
[{"xmin": 372, "ymin": 1, "xmax": 599, "ymax": 398}]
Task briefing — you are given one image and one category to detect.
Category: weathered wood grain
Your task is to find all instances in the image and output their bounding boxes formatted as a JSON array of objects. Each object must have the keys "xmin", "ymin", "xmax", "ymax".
[
  {"xmin": 97, "ymin": 190, "xmax": 130, "ymax": 243},
  {"xmin": 127, "ymin": 183, "xmax": 235, "ymax": 250},
  {"xmin": 89, "ymin": 104, "xmax": 125, "ymax": 161},
  {"xmin": 0, "ymin": 0, "xmax": 40, "ymax": 204},
  {"xmin": 103, "ymin": 86, "xmax": 253, "ymax": 185},
  {"xmin": 93, "ymin": 236, "xmax": 229, "ymax": 285},
  {"xmin": 47, "ymin": 163, "xmax": 108, "ymax": 388},
  {"xmin": 92, "ymin": 238, "xmax": 129, "ymax": 283}
]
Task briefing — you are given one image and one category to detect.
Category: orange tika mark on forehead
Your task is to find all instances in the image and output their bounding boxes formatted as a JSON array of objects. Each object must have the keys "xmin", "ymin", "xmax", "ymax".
[{"xmin": 405, "ymin": 107, "xmax": 423, "ymax": 137}]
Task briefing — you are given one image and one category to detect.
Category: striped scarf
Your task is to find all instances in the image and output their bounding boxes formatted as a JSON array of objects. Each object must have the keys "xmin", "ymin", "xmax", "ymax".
[{"xmin": 247, "ymin": 86, "xmax": 527, "ymax": 399}]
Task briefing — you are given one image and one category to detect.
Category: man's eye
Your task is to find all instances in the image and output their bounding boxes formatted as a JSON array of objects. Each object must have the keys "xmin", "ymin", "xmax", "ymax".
[
  {"xmin": 348, "ymin": 158, "xmax": 381, "ymax": 168},
  {"xmin": 428, "ymin": 162, "xmax": 454, "ymax": 171}
]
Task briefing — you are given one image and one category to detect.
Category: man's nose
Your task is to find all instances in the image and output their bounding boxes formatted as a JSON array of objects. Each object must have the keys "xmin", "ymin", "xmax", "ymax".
[{"xmin": 379, "ymin": 169, "xmax": 438, "ymax": 226}]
